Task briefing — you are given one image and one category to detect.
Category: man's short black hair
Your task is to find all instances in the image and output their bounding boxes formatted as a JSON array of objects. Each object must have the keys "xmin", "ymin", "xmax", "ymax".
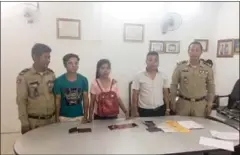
[
  {"xmin": 31, "ymin": 43, "xmax": 51, "ymax": 58},
  {"xmin": 188, "ymin": 41, "xmax": 203, "ymax": 51},
  {"xmin": 63, "ymin": 53, "xmax": 80, "ymax": 66},
  {"xmin": 146, "ymin": 51, "xmax": 159, "ymax": 58}
]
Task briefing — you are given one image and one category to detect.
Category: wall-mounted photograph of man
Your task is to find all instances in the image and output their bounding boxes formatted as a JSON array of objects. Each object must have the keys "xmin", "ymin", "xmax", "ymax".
[
  {"xmin": 149, "ymin": 40, "xmax": 165, "ymax": 53},
  {"xmin": 164, "ymin": 41, "xmax": 180, "ymax": 54},
  {"xmin": 217, "ymin": 39, "xmax": 234, "ymax": 58},
  {"xmin": 233, "ymin": 39, "xmax": 239, "ymax": 54},
  {"xmin": 194, "ymin": 39, "xmax": 208, "ymax": 52}
]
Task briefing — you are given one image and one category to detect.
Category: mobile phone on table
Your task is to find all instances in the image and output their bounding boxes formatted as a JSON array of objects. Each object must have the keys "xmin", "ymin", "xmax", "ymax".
[
  {"xmin": 143, "ymin": 121, "xmax": 156, "ymax": 128},
  {"xmin": 78, "ymin": 128, "xmax": 92, "ymax": 133},
  {"xmin": 69, "ymin": 127, "xmax": 78, "ymax": 134}
]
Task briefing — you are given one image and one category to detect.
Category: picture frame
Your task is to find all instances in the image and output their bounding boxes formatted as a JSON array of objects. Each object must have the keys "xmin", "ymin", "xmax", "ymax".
[
  {"xmin": 217, "ymin": 39, "xmax": 234, "ymax": 58},
  {"xmin": 164, "ymin": 41, "xmax": 180, "ymax": 54},
  {"xmin": 233, "ymin": 39, "xmax": 239, "ymax": 54},
  {"xmin": 56, "ymin": 18, "xmax": 81, "ymax": 40},
  {"xmin": 123, "ymin": 23, "xmax": 144, "ymax": 42},
  {"xmin": 194, "ymin": 39, "xmax": 208, "ymax": 52},
  {"xmin": 149, "ymin": 40, "xmax": 165, "ymax": 53}
]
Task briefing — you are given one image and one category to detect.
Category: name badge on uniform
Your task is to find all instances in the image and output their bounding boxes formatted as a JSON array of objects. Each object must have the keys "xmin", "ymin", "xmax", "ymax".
[
  {"xmin": 47, "ymin": 80, "xmax": 54, "ymax": 93},
  {"xmin": 199, "ymin": 70, "xmax": 208, "ymax": 76},
  {"xmin": 29, "ymin": 81, "xmax": 40, "ymax": 98},
  {"xmin": 182, "ymin": 68, "xmax": 189, "ymax": 72},
  {"xmin": 183, "ymin": 76, "xmax": 189, "ymax": 84}
]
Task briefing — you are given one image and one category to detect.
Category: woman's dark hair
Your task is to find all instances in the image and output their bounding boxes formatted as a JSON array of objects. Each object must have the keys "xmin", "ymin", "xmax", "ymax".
[{"xmin": 96, "ymin": 59, "xmax": 111, "ymax": 79}]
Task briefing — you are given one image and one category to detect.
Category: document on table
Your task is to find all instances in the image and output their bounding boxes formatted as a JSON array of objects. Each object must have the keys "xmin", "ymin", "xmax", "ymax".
[
  {"xmin": 210, "ymin": 130, "xmax": 240, "ymax": 141},
  {"xmin": 157, "ymin": 121, "xmax": 190, "ymax": 133},
  {"xmin": 199, "ymin": 136, "xmax": 234, "ymax": 152},
  {"xmin": 157, "ymin": 124, "xmax": 177, "ymax": 133},
  {"xmin": 177, "ymin": 120, "xmax": 204, "ymax": 129}
]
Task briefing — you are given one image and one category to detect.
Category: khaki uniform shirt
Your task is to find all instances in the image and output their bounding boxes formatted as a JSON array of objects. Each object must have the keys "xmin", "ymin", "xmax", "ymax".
[
  {"xmin": 170, "ymin": 60, "xmax": 215, "ymax": 105},
  {"xmin": 16, "ymin": 66, "xmax": 56, "ymax": 127}
]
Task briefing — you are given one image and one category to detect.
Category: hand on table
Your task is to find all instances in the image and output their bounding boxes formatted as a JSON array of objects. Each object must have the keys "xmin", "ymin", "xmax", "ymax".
[
  {"xmin": 171, "ymin": 103, "xmax": 176, "ymax": 113},
  {"xmin": 131, "ymin": 111, "xmax": 139, "ymax": 118},
  {"xmin": 56, "ymin": 117, "xmax": 60, "ymax": 123},
  {"xmin": 205, "ymin": 104, "xmax": 212, "ymax": 117},
  {"xmin": 165, "ymin": 110, "xmax": 170, "ymax": 116},
  {"xmin": 125, "ymin": 111, "xmax": 130, "ymax": 119},
  {"xmin": 21, "ymin": 125, "xmax": 30, "ymax": 134},
  {"xmin": 81, "ymin": 117, "xmax": 89, "ymax": 124},
  {"xmin": 88, "ymin": 117, "xmax": 93, "ymax": 123}
]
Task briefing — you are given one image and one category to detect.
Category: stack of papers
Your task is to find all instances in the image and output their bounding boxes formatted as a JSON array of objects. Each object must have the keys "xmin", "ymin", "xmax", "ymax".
[
  {"xmin": 157, "ymin": 121, "xmax": 190, "ymax": 133},
  {"xmin": 157, "ymin": 124, "xmax": 177, "ymax": 133},
  {"xmin": 199, "ymin": 136, "xmax": 234, "ymax": 152},
  {"xmin": 177, "ymin": 120, "xmax": 204, "ymax": 129},
  {"xmin": 210, "ymin": 130, "xmax": 240, "ymax": 141}
]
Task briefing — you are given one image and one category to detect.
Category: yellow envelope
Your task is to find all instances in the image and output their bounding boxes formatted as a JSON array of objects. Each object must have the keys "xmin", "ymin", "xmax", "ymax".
[{"xmin": 165, "ymin": 120, "xmax": 191, "ymax": 133}]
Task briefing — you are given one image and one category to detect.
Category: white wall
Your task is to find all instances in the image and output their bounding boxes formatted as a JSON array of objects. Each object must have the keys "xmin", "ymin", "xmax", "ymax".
[
  {"xmin": 0, "ymin": 2, "xmax": 231, "ymax": 132},
  {"xmin": 214, "ymin": 2, "xmax": 239, "ymax": 97}
]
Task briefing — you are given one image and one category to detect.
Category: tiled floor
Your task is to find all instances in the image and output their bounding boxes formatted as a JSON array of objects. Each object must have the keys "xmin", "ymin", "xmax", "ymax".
[{"xmin": 1, "ymin": 132, "xmax": 21, "ymax": 154}]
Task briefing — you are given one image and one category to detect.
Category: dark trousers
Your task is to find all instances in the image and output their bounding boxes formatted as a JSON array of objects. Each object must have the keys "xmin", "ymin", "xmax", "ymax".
[
  {"xmin": 94, "ymin": 114, "xmax": 117, "ymax": 120},
  {"xmin": 138, "ymin": 104, "xmax": 166, "ymax": 117}
]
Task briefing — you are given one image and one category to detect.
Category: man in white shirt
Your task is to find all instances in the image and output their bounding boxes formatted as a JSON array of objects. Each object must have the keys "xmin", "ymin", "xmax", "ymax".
[{"xmin": 131, "ymin": 51, "xmax": 171, "ymax": 117}]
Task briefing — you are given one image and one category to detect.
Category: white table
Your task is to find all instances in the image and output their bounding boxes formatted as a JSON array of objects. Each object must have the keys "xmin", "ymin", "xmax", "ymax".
[{"xmin": 14, "ymin": 116, "xmax": 239, "ymax": 154}]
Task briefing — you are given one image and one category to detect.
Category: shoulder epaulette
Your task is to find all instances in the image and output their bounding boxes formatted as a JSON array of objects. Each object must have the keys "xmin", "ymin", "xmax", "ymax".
[
  {"xmin": 203, "ymin": 61, "xmax": 211, "ymax": 67},
  {"xmin": 47, "ymin": 68, "xmax": 54, "ymax": 73},
  {"xmin": 19, "ymin": 68, "xmax": 30, "ymax": 76},
  {"xmin": 177, "ymin": 60, "xmax": 187, "ymax": 65}
]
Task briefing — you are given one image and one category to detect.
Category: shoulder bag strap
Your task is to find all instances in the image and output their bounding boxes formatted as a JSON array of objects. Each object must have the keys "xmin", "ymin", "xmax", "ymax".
[{"xmin": 96, "ymin": 79, "xmax": 103, "ymax": 92}]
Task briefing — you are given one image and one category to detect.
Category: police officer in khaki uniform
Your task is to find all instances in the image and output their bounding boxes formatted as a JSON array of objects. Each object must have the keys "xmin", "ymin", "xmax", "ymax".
[
  {"xmin": 16, "ymin": 43, "xmax": 56, "ymax": 134},
  {"xmin": 170, "ymin": 41, "xmax": 215, "ymax": 117}
]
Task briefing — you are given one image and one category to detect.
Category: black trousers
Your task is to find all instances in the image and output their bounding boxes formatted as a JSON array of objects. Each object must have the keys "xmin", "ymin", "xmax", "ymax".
[
  {"xmin": 94, "ymin": 114, "xmax": 117, "ymax": 120},
  {"xmin": 138, "ymin": 104, "xmax": 166, "ymax": 117}
]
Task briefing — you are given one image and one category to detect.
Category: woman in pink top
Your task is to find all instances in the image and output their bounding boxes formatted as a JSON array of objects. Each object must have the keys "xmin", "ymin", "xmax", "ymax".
[{"xmin": 88, "ymin": 59, "xmax": 129, "ymax": 121}]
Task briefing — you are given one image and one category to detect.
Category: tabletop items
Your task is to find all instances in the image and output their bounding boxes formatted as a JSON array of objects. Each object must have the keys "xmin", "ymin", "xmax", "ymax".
[
  {"xmin": 210, "ymin": 130, "xmax": 239, "ymax": 141},
  {"xmin": 142, "ymin": 121, "xmax": 163, "ymax": 132},
  {"xmin": 68, "ymin": 127, "xmax": 92, "ymax": 134},
  {"xmin": 14, "ymin": 116, "xmax": 240, "ymax": 155},
  {"xmin": 68, "ymin": 119, "xmax": 238, "ymax": 152},
  {"xmin": 108, "ymin": 123, "xmax": 138, "ymax": 130},
  {"xmin": 199, "ymin": 136, "xmax": 234, "ymax": 152},
  {"xmin": 199, "ymin": 130, "xmax": 239, "ymax": 152}
]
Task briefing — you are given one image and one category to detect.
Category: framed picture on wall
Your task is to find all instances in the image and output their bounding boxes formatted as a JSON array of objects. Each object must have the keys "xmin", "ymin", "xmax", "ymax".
[
  {"xmin": 124, "ymin": 23, "xmax": 144, "ymax": 42},
  {"xmin": 194, "ymin": 39, "xmax": 208, "ymax": 52},
  {"xmin": 56, "ymin": 18, "xmax": 81, "ymax": 40},
  {"xmin": 233, "ymin": 39, "xmax": 239, "ymax": 54},
  {"xmin": 217, "ymin": 39, "xmax": 234, "ymax": 57},
  {"xmin": 149, "ymin": 41, "xmax": 165, "ymax": 53},
  {"xmin": 164, "ymin": 41, "xmax": 180, "ymax": 54}
]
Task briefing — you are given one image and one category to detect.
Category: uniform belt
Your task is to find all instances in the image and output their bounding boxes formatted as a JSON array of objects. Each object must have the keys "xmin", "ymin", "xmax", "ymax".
[
  {"xmin": 28, "ymin": 113, "xmax": 55, "ymax": 120},
  {"xmin": 179, "ymin": 95, "xmax": 206, "ymax": 102}
]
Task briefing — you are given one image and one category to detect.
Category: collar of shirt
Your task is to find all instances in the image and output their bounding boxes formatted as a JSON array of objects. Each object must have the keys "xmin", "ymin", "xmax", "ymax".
[
  {"xmin": 186, "ymin": 60, "xmax": 204, "ymax": 68},
  {"xmin": 145, "ymin": 68, "xmax": 159, "ymax": 75},
  {"xmin": 30, "ymin": 65, "xmax": 49, "ymax": 75}
]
